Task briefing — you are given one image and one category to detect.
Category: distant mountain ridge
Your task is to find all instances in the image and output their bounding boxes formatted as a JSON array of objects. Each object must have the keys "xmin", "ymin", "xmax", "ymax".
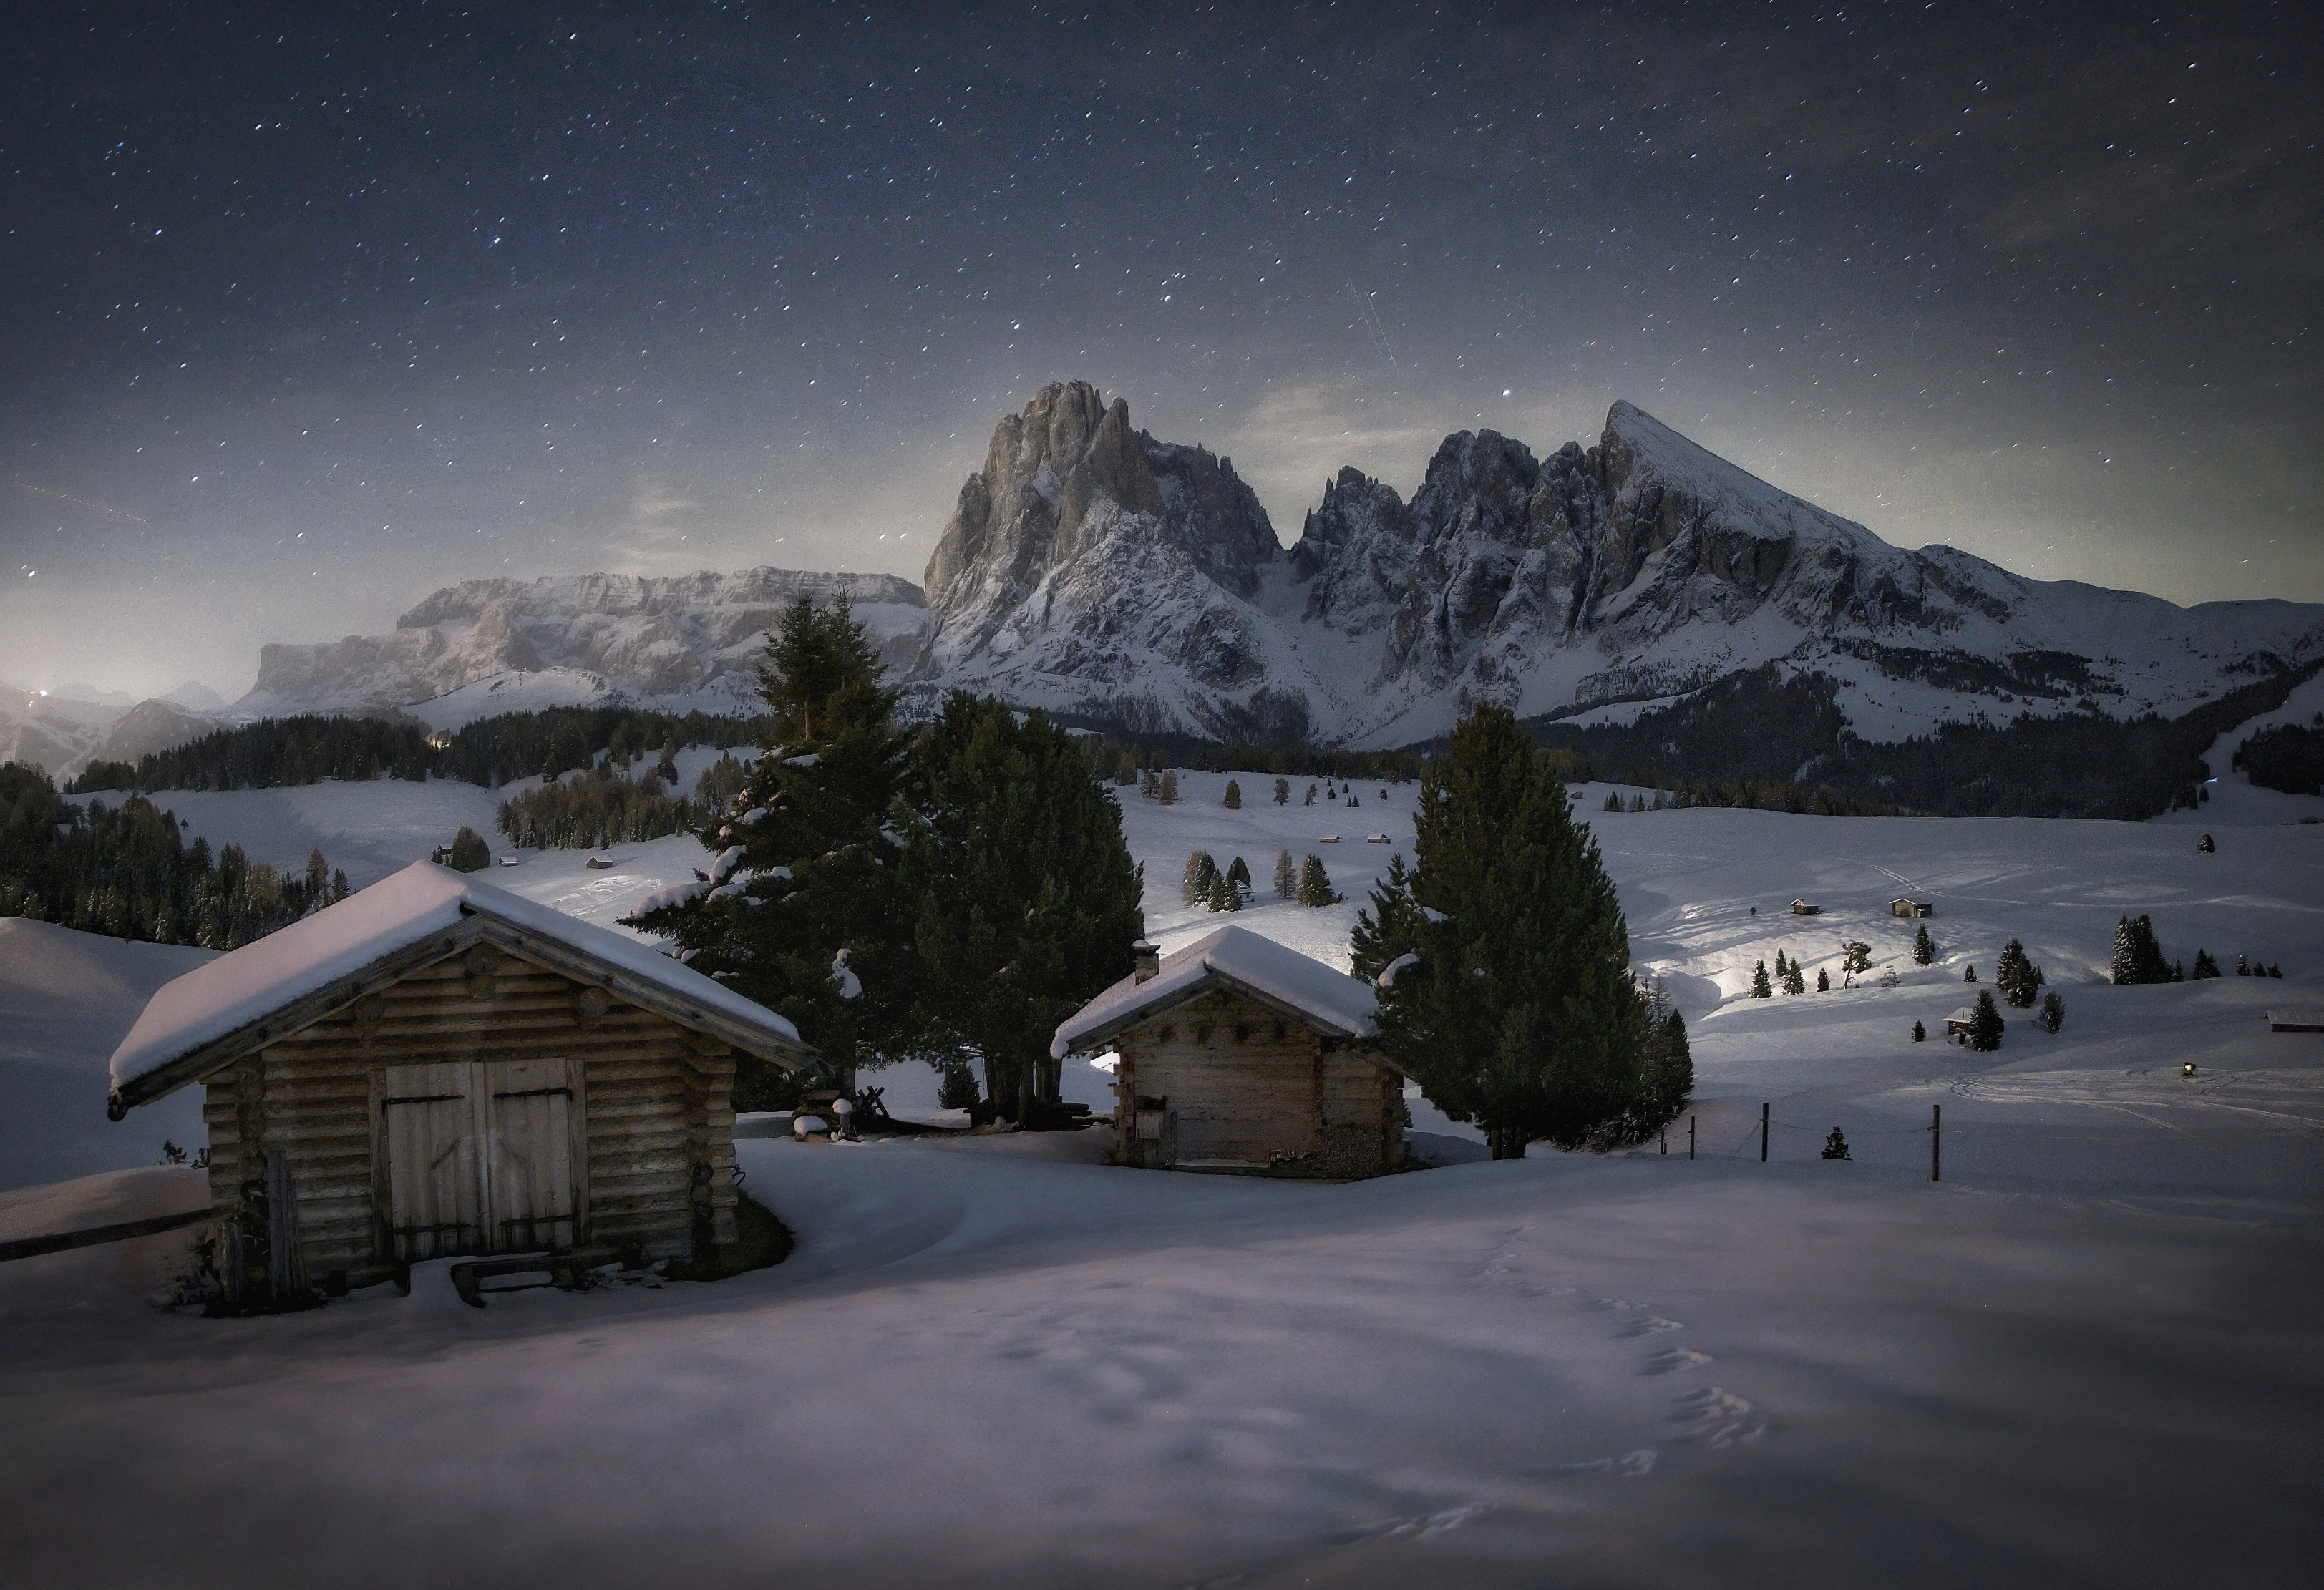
[
  {"xmin": 234, "ymin": 567, "xmax": 929, "ymax": 723},
  {"xmin": 902, "ymin": 382, "xmax": 2324, "ymax": 746},
  {"xmin": 30, "ymin": 381, "xmax": 2320, "ymax": 776}
]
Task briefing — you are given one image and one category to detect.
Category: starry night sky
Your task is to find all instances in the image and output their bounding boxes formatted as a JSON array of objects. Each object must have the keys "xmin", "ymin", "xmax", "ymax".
[{"xmin": 3, "ymin": 1, "xmax": 2316, "ymax": 698}]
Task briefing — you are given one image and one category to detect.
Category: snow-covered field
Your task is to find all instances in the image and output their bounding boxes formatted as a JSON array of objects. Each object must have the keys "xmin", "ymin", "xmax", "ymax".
[{"xmin": 4, "ymin": 732, "xmax": 2322, "ymax": 1584}]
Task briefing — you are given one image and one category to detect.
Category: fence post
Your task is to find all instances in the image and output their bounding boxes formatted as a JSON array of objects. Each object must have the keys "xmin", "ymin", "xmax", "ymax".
[
  {"xmin": 1688, "ymin": 1114, "xmax": 1696, "ymax": 1161},
  {"xmin": 1760, "ymin": 1102, "xmax": 1769, "ymax": 1163},
  {"xmin": 1930, "ymin": 1103, "xmax": 1940, "ymax": 1182}
]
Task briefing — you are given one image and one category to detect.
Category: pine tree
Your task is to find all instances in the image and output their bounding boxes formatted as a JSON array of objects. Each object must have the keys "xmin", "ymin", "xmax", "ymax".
[
  {"xmin": 1182, "ymin": 850, "xmax": 1217, "ymax": 906},
  {"xmin": 1995, "ymin": 937, "xmax": 2045, "ymax": 1008},
  {"xmin": 1140, "ymin": 768, "xmax": 1159, "ymax": 800},
  {"xmin": 2192, "ymin": 947, "xmax": 2220, "ymax": 977},
  {"xmin": 1351, "ymin": 854, "xmax": 1424, "ymax": 974},
  {"xmin": 1356, "ymin": 704, "xmax": 1650, "ymax": 1158},
  {"xmin": 443, "ymin": 826, "xmax": 491, "ymax": 872},
  {"xmin": 1116, "ymin": 753, "xmax": 1139, "ymax": 786},
  {"xmin": 1965, "ymin": 987, "xmax": 2005, "ymax": 1052},
  {"xmin": 1814, "ymin": 966, "xmax": 1830, "ymax": 992},
  {"xmin": 937, "ymin": 1059, "xmax": 981, "ymax": 1111},
  {"xmin": 624, "ymin": 592, "xmax": 909, "ymax": 1094},
  {"xmin": 1912, "ymin": 1020, "xmax": 1926, "ymax": 1042},
  {"xmin": 1839, "ymin": 940, "xmax": 1872, "ymax": 986},
  {"xmin": 1750, "ymin": 959, "xmax": 1772, "ymax": 998},
  {"xmin": 1297, "ymin": 854, "xmax": 1336, "ymax": 907},
  {"xmin": 1223, "ymin": 779, "xmax": 1243, "ymax": 809},
  {"xmin": 1784, "ymin": 960, "xmax": 1807, "ymax": 995},
  {"xmin": 1226, "ymin": 856, "xmax": 1252, "ymax": 899},
  {"xmin": 1273, "ymin": 848, "xmax": 1296, "ymax": 899},
  {"xmin": 1158, "ymin": 770, "xmax": 1178, "ymax": 805},
  {"xmin": 1206, "ymin": 869, "xmax": 1240, "ymax": 912},
  {"xmin": 897, "ymin": 695, "xmax": 1146, "ymax": 1121},
  {"xmin": 1913, "ymin": 922, "xmax": 1935, "ymax": 965},
  {"xmin": 1303, "ymin": 783, "xmax": 1318, "ymax": 806},
  {"xmin": 1964, "ymin": 963, "xmax": 1977, "ymax": 982},
  {"xmin": 1774, "ymin": 948, "xmax": 1789, "ymax": 980},
  {"xmin": 2111, "ymin": 914, "xmax": 2174, "ymax": 985},
  {"xmin": 2038, "ymin": 990, "xmax": 2065, "ymax": 1033},
  {"xmin": 2197, "ymin": 831, "xmax": 2214, "ymax": 853},
  {"xmin": 1273, "ymin": 778, "xmax": 1290, "ymax": 806}
]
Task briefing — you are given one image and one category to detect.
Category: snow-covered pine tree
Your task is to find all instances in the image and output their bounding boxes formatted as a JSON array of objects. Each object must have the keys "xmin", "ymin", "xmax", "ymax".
[
  {"xmin": 2197, "ymin": 831, "xmax": 2215, "ymax": 853},
  {"xmin": 1140, "ymin": 768, "xmax": 1159, "ymax": 800},
  {"xmin": 621, "ymin": 591, "xmax": 907, "ymax": 1101},
  {"xmin": 1913, "ymin": 922, "xmax": 1935, "ymax": 965},
  {"xmin": 1966, "ymin": 988, "xmax": 2005, "ymax": 1052},
  {"xmin": 1273, "ymin": 778, "xmax": 1290, "ymax": 805},
  {"xmin": 1223, "ymin": 779, "xmax": 1243, "ymax": 809},
  {"xmin": 2038, "ymin": 990, "xmax": 2065, "ymax": 1033},
  {"xmin": 1912, "ymin": 1020, "xmax": 1926, "ymax": 1042},
  {"xmin": 1784, "ymin": 960, "xmax": 1807, "ymax": 995},
  {"xmin": 2193, "ymin": 947, "xmax": 2220, "ymax": 977},
  {"xmin": 1353, "ymin": 705, "xmax": 1651, "ymax": 1159},
  {"xmin": 1750, "ymin": 960, "xmax": 1772, "ymax": 998},
  {"xmin": 1995, "ymin": 937, "xmax": 2045, "ymax": 1007},
  {"xmin": 1116, "ymin": 753, "xmax": 1139, "ymax": 786},
  {"xmin": 1297, "ymin": 854, "xmax": 1336, "ymax": 907},
  {"xmin": 1158, "ymin": 770, "xmax": 1179, "ymax": 805},
  {"xmin": 1815, "ymin": 967, "xmax": 1830, "ymax": 992},
  {"xmin": 1350, "ymin": 854, "xmax": 1424, "ymax": 972},
  {"xmin": 1774, "ymin": 948, "xmax": 1789, "ymax": 980},
  {"xmin": 1273, "ymin": 848, "xmax": 1296, "ymax": 899},
  {"xmin": 1965, "ymin": 963, "xmax": 1978, "ymax": 982},
  {"xmin": 2112, "ymin": 916, "xmax": 2138, "ymax": 983},
  {"xmin": 1206, "ymin": 868, "xmax": 1240, "ymax": 912},
  {"xmin": 1226, "ymin": 856, "xmax": 1252, "ymax": 899},
  {"xmin": 1182, "ymin": 850, "xmax": 1217, "ymax": 905},
  {"xmin": 1303, "ymin": 783, "xmax": 1318, "ymax": 806},
  {"xmin": 1839, "ymin": 940, "xmax": 1873, "ymax": 985}
]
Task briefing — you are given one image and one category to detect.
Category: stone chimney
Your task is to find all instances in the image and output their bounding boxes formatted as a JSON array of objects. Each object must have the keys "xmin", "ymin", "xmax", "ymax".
[{"xmin": 1131, "ymin": 940, "xmax": 1160, "ymax": 983}]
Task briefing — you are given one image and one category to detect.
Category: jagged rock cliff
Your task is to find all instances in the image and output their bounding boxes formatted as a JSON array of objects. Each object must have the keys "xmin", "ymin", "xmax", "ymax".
[{"xmin": 910, "ymin": 384, "xmax": 2324, "ymax": 746}]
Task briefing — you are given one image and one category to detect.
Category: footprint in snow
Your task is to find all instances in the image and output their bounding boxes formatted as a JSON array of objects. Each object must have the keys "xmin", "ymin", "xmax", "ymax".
[
  {"xmin": 1640, "ymin": 1347, "xmax": 1713, "ymax": 1376},
  {"xmin": 1667, "ymin": 1385, "xmax": 1765, "ymax": 1448},
  {"xmin": 1618, "ymin": 1315, "xmax": 1688, "ymax": 1338}
]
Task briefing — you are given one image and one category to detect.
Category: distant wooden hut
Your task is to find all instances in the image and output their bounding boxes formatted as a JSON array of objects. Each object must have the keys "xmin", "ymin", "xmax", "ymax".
[
  {"xmin": 106, "ymin": 862, "xmax": 809, "ymax": 1294},
  {"xmin": 2267, "ymin": 1008, "xmax": 2324, "ymax": 1033},
  {"xmin": 1053, "ymin": 927, "xmax": 1404, "ymax": 1179},
  {"xmin": 1945, "ymin": 1005, "xmax": 1978, "ymax": 1035},
  {"xmin": 1791, "ymin": 899, "xmax": 1822, "ymax": 915},
  {"xmin": 1890, "ymin": 897, "xmax": 1934, "ymax": 918}
]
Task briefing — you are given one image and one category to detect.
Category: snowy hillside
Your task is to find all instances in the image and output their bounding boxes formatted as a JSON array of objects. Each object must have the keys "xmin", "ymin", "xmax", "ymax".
[{"xmin": 1, "ymin": 770, "xmax": 2318, "ymax": 1584}]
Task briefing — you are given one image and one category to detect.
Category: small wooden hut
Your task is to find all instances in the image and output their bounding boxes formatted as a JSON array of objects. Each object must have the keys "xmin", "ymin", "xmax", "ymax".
[
  {"xmin": 2267, "ymin": 1008, "xmax": 2324, "ymax": 1033},
  {"xmin": 1890, "ymin": 897, "xmax": 1934, "ymax": 918},
  {"xmin": 106, "ymin": 862, "xmax": 809, "ymax": 1291},
  {"xmin": 1052, "ymin": 926, "xmax": 1404, "ymax": 1179},
  {"xmin": 1791, "ymin": 899, "xmax": 1822, "ymax": 915}
]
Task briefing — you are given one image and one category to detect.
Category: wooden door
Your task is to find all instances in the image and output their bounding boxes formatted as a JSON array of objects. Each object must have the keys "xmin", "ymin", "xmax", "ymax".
[
  {"xmin": 483, "ymin": 1057, "xmax": 581, "ymax": 1253},
  {"xmin": 381, "ymin": 1062, "xmax": 485, "ymax": 1262}
]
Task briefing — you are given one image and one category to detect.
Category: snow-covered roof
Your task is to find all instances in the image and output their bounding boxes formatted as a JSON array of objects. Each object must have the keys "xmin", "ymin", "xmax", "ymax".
[
  {"xmin": 109, "ymin": 861, "xmax": 804, "ymax": 1104},
  {"xmin": 1051, "ymin": 925, "xmax": 1379, "ymax": 1060}
]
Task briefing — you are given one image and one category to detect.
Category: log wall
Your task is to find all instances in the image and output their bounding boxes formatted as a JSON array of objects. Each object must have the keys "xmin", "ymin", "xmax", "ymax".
[
  {"xmin": 1109, "ymin": 987, "xmax": 1401, "ymax": 1179},
  {"xmin": 203, "ymin": 942, "xmax": 738, "ymax": 1287}
]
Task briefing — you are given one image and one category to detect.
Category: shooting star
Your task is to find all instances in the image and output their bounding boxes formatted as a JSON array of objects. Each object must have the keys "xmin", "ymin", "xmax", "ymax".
[
  {"xmin": 1346, "ymin": 278, "xmax": 1400, "ymax": 380},
  {"xmin": 11, "ymin": 478, "xmax": 149, "ymax": 525}
]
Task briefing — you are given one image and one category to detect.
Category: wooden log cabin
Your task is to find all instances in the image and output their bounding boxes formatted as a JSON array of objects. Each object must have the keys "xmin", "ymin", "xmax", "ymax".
[
  {"xmin": 1051, "ymin": 926, "xmax": 1405, "ymax": 1179},
  {"xmin": 105, "ymin": 862, "xmax": 809, "ymax": 1292}
]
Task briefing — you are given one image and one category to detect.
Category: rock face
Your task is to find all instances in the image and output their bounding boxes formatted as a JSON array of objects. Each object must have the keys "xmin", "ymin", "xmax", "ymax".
[
  {"xmin": 910, "ymin": 384, "xmax": 2324, "ymax": 745},
  {"xmin": 237, "ymin": 568, "xmax": 930, "ymax": 723}
]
